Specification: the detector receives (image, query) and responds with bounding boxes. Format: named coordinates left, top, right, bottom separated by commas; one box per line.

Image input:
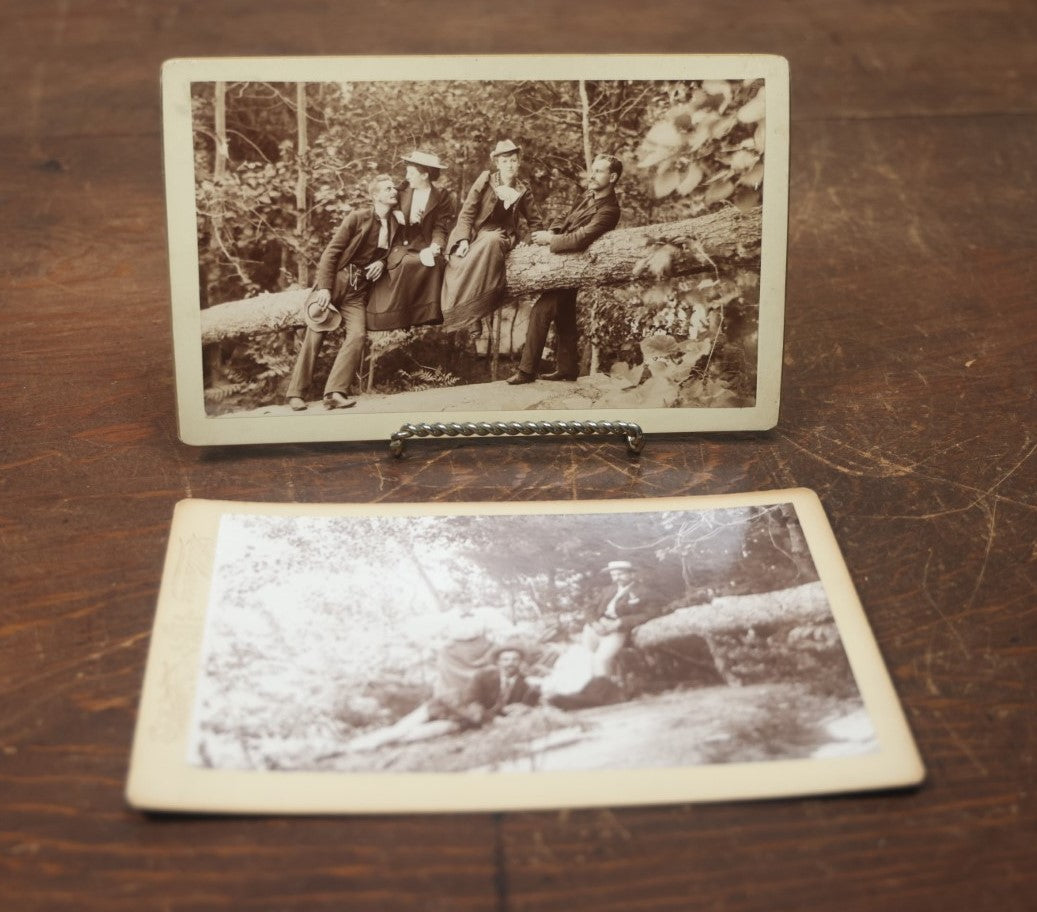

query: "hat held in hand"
left=302, top=289, right=342, bottom=332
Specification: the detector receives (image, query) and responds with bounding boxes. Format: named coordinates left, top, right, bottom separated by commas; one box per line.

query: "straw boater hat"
left=302, top=290, right=342, bottom=332
left=490, top=139, right=520, bottom=158
left=492, top=639, right=528, bottom=660
left=603, top=560, right=635, bottom=572
left=400, top=150, right=447, bottom=170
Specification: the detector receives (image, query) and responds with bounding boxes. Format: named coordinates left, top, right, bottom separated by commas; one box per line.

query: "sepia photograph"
left=163, top=56, right=789, bottom=444
left=126, top=492, right=924, bottom=813
left=187, top=503, right=873, bottom=776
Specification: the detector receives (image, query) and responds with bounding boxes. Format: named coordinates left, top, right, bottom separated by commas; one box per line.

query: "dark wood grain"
left=1, top=1, right=1034, bottom=910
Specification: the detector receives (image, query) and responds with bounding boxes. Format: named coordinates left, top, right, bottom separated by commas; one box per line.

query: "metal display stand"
left=389, top=420, right=645, bottom=457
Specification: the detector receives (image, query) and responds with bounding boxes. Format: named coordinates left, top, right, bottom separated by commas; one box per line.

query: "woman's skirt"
left=441, top=228, right=511, bottom=331
left=366, top=248, right=444, bottom=331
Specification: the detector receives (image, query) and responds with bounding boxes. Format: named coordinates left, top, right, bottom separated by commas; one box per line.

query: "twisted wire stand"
left=389, top=420, right=645, bottom=457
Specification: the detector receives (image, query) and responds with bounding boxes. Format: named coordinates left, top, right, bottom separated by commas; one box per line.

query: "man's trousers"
left=286, top=292, right=366, bottom=400
left=519, top=287, right=579, bottom=377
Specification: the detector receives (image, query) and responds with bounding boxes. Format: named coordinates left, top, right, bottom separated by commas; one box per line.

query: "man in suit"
left=286, top=174, right=399, bottom=410
left=463, top=642, right=540, bottom=725
left=582, top=560, right=660, bottom=678
left=365, top=150, right=455, bottom=331
left=506, top=154, right=623, bottom=385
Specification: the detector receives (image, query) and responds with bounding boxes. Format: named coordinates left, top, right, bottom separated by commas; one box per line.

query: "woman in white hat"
left=441, top=140, right=541, bottom=331
left=366, top=150, right=455, bottom=331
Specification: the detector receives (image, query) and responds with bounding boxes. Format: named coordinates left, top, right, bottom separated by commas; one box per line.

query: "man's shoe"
left=505, top=371, right=535, bottom=385
left=540, top=371, right=578, bottom=381
left=288, top=397, right=307, bottom=411
left=323, top=392, right=357, bottom=410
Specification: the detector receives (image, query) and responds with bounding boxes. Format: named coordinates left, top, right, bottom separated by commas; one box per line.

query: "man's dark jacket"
left=591, top=582, right=662, bottom=633
left=314, top=207, right=396, bottom=296
left=547, top=188, right=621, bottom=254
left=466, top=667, right=540, bottom=721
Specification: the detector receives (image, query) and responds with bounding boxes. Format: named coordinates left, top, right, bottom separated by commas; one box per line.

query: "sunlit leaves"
left=638, top=120, right=683, bottom=169
left=737, top=87, right=766, bottom=123
left=704, top=179, right=736, bottom=205
left=676, top=162, right=704, bottom=195
left=641, top=243, right=680, bottom=279
left=637, top=78, right=766, bottom=204
left=641, top=333, right=680, bottom=359
left=701, top=80, right=734, bottom=112
left=711, top=114, right=738, bottom=140
left=653, top=166, right=682, bottom=198
left=728, top=149, right=759, bottom=173
left=754, top=121, right=766, bottom=153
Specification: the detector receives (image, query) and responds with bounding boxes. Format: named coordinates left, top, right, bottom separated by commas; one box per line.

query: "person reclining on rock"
left=461, top=642, right=540, bottom=726
left=344, top=633, right=535, bottom=752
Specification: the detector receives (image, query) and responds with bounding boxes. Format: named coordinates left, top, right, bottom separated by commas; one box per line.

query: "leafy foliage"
left=635, top=79, right=766, bottom=214
left=385, top=366, right=462, bottom=394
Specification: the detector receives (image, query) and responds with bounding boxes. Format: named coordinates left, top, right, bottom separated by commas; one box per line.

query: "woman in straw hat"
left=441, top=140, right=541, bottom=331
left=366, top=150, right=455, bottom=331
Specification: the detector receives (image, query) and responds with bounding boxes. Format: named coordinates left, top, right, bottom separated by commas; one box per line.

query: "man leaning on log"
left=506, top=154, right=623, bottom=385
left=285, top=174, right=400, bottom=411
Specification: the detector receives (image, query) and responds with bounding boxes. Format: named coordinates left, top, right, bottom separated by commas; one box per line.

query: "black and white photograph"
left=163, top=56, right=789, bottom=444
left=126, top=493, right=924, bottom=813
left=188, top=503, right=872, bottom=776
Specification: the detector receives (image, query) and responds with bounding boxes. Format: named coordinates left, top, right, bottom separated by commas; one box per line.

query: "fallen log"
left=199, top=207, right=761, bottom=344
left=632, top=581, right=830, bottom=649
left=632, top=581, right=837, bottom=688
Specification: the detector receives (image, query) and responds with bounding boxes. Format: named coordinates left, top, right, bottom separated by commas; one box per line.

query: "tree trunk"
left=199, top=208, right=761, bottom=344
left=589, top=301, right=600, bottom=375
left=401, top=540, right=445, bottom=613
left=203, top=81, right=229, bottom=384
left=365, top=346, right=378, bottom=393
left=213, top=82, right=227, bottom=181
left=578, top=80, right=593, bottom=172
left=294, top=82, right=309, bottom=287
left=489, top=309, right=501, bottom=380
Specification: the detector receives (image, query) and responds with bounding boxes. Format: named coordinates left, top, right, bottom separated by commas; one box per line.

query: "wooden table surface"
left=1, top=2, right=1034, bottom=909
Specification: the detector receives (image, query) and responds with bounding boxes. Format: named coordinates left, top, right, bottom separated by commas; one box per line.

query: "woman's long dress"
left=365, top=245, right=445, bottom=331
left=441, top=198, right=516, bottom=331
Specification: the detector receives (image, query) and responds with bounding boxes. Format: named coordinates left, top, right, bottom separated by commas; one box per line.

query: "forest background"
left=187, top=504, right=851, bottom=771
left=192, top=78, right=767, bottom=413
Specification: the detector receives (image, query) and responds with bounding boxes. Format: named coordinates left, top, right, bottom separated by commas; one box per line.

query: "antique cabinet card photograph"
left=162, top=54, right=789, bottom=445
left=126, top=490, right=923, bottom=814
